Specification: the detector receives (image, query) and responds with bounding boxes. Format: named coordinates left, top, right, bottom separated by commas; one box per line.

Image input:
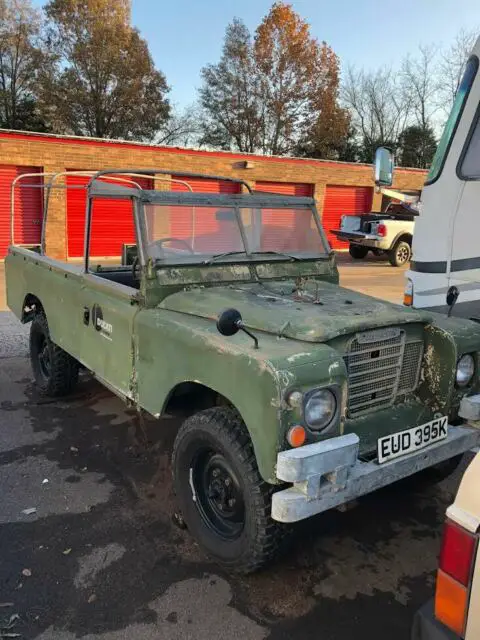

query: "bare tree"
left=439, top=28, right=478, bottom=114
left=156, top=104, right=202, bottom=147
left=342, top=65, right=411, bottom=161
left=402, top=44, right=439, bottom=131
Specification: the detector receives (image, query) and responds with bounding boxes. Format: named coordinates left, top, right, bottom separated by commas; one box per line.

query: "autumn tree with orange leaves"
left=199, top=2, right=350, bottom=158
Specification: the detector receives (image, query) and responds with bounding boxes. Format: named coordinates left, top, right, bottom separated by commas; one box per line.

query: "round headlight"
left=456, top=354, right=475, bottom=387
left=304, top=389, right=336, bottom=430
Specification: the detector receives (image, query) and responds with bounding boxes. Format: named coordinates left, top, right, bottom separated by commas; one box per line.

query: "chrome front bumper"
left=271, top=424, right=480, bottom=523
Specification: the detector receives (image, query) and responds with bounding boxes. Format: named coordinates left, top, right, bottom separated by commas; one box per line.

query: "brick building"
left=0, top=129, right=427, bottom=260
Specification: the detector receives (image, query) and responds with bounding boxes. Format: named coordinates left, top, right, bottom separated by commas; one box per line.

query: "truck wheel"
left=388, top=240, right=411, bottom=267
left=349, top=244, right=369, bottom=259
left=172, top=407, right=284, bottom=573
left=30, top=313, right=79, bottom=396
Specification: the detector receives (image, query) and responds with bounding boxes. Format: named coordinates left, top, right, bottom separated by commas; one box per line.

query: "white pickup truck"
left=331, top=196, right=419, bottom=267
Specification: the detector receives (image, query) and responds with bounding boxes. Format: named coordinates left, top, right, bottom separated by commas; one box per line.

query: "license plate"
left=377, top=416, right=448, bottom=464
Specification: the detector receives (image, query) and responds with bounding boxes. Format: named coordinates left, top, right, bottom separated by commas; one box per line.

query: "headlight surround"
left=456, top=354, right=475, bottom=387
left=304, top=388, right=337, bottom=431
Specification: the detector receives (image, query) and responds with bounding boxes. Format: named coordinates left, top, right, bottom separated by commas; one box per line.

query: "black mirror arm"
left=237, top=321, right=259, bottom=349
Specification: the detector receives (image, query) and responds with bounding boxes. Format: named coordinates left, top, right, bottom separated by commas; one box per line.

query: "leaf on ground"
left=21, top=508, right=36, bottom=516
left=21, top=569, right=31, bottom=577
left=62, top=549, right=72, bottom=556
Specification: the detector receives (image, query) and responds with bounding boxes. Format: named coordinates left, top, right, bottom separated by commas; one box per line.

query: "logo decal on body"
left=91, top=304, right=113, bottom=340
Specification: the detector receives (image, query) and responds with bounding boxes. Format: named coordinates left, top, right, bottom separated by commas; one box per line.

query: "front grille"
left=344, top=329, right=423, bottom=417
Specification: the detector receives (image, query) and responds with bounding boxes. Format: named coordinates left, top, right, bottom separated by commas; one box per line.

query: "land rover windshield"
left=143, top=201, right=329, bottom=265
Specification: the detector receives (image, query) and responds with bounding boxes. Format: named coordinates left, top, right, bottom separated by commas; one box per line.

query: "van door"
left=450, top=104, right=480, bottom=319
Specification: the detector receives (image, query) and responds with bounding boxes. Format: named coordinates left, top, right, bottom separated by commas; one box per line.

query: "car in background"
left=412, top=452, right=480, bottom=639
left=331, top=200, right=417, bottom=267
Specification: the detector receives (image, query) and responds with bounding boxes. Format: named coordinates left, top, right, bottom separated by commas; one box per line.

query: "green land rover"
left=5, top=168, right=480, bottom=572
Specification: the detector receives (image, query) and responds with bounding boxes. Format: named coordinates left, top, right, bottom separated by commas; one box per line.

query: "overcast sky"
left=32, top=0, right=480, bottom=108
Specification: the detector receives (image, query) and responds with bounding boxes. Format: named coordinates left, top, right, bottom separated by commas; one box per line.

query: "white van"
left=376, top=37, right=480, bottom=317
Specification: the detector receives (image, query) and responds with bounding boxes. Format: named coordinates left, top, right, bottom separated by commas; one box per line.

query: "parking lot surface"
left=0, top=256, right=465, bottom=640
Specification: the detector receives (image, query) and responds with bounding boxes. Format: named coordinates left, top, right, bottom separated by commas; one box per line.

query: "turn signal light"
left=404, top=279, right=413, bottom=306
left=435, top=570, right=469, bottom=636
left=287, top=425, right=306, bottom=448
left=434, top=519, right=478, bottom=636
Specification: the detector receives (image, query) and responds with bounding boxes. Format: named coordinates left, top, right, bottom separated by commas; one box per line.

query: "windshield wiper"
left=204, top=250, right=301, bottom=265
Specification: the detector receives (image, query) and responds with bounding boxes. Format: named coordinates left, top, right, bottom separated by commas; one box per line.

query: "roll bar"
left=10, top=169, right=194, bottom=252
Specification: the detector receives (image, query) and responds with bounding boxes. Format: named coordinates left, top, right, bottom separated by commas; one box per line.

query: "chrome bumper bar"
left=271, top=424, right=480, bottom=523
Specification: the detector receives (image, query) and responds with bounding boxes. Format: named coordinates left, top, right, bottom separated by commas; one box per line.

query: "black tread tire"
left=388, top=240, right=411, bottom=267
left=30, top=312, right=79, bottom=397
left=349, top=244, right=369, bottom=259
left=419, top=454, right=464, bottom=484
left=172, top=406, right=284, bottom=573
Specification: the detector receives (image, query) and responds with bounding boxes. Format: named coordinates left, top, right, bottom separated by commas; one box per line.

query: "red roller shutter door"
left=0, top=165, right=43, bottom=258
left=255, top=181, right=313, bottom=197
left=322, top=185, right=373, bottom=249
left=254, top=181, right=314, bottom=251
left=171, top=176, right=242, bottom=253
left=66, top=173, right=152, bottom=258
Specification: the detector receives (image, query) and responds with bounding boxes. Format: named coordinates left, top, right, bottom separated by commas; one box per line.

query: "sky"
left=32, top=0, right=480, bottom=109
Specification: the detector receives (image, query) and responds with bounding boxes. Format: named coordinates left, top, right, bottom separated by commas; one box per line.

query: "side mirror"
left=217, top=308, right=259, bottom=349
left=217, top=308, right=242, bottom=336
left=374, top=147, right=394, bottom=187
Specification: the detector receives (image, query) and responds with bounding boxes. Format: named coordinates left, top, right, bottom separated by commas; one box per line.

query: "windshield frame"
left=425, top=55, right=479, bottom=186
left=137, top=190, right=331, bottom=266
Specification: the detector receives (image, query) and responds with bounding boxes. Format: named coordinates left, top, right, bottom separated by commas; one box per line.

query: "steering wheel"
left=153, top=237, right=194, bottom=253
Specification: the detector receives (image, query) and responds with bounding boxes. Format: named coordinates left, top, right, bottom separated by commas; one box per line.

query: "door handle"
left=83, top=306, right=90, bottom=326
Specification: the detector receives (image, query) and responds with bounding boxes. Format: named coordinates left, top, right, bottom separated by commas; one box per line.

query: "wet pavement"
left=0, top=310, right=471, bottom=640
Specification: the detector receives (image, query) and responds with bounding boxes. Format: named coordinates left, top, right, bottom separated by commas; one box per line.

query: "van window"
left=426, top=56, right=478, bottom=184
left=460, top=104, right=480, bottom=178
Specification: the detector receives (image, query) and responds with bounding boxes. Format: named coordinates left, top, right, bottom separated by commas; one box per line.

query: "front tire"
left=388, top=240, right=411, bottom=267
left=349, top=244, right=369, bottom=259
left=172, top=407, right=284, bottom=573
left=30, top=313, right=79, bottom=397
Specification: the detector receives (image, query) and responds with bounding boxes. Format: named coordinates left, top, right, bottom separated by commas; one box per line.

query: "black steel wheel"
left=192, top=450, right=245, bottom=541
left=30, top=312, right=79, bottom=396
left=172, top=407, right=284, bottom=573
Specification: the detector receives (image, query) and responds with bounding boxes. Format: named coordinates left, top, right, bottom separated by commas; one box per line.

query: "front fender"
left=418, top=313, right=480, bottom=416
left=134, top=308, right=346, bottom=483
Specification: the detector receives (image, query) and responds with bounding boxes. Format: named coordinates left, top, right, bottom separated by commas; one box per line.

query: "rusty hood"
left=159, top=280, right=432, bottom=343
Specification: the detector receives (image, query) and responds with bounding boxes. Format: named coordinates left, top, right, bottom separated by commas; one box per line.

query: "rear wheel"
left=388, top=240, right=411, bottom=267
left=349, top=244, right=369, bottom=259
left=172, top=407, right=284, bottom=573
left=30, top=312, right=79, bottom=396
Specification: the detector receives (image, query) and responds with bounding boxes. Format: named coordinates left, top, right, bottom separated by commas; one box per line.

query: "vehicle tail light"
left=434, top=519, right=478, bottom=636
left=377, top=223, right=387, bottom=237
left=404, top=278, right=413, bottom=306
